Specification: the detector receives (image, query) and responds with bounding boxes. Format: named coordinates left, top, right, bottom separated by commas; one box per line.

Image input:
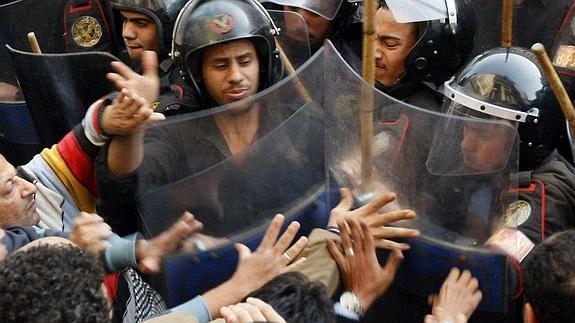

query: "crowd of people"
left=0, top=0, right=574, bottom=322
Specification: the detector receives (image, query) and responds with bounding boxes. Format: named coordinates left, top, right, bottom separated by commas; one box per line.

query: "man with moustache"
left=95, top=0, right=323, bottom=236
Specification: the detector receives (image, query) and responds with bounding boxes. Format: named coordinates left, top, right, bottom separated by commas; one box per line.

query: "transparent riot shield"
left=138, top=52, right=325, bottom=305
left=7, top=46, right=117, bottom=146
left=260, top=0, right=344, bottom=20
left=323, top=41, right=521, bottom=313
left=268, top=10, right=312, bottom=70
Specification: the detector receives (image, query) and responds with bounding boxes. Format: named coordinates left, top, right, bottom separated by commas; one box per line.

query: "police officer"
left=110, top=0, right=186, bottom=64
left=260, top=0, right=362, bottom=56
left=374, top=0, right=476, bottom=107
left=96, top=0, right=298, bottom=235
left=441, top=46, right=575, bottom=246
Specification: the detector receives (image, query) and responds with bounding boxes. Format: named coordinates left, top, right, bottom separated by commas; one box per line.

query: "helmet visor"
left=384, top=0, right=448, bottom=23
left=260, top=0, right=343, bottom=20
left=427, top=100, right=518, bottom=175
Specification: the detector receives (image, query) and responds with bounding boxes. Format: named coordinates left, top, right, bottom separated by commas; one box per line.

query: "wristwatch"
left=339, top=291, right=365, bottom=318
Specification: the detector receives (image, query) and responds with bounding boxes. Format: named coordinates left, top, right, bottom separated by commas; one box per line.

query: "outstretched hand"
left=107, top=50, right=159, bottom=106
left=229, top=214, right=308, bottom=295
left=101, top=88, right=165, bottom=136
left=329, top=188, right=419, bottom=249
left=135, top=212, right=203, bottom=274
left=327, top=218, right=404, bottom=311
left=69, top=212, right=113, bottom=253
left=220, top=297, right=286, bottom=323
left=424, top=268, right=483, bottom=323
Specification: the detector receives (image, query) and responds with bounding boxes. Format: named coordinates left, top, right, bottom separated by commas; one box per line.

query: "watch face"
left=340, top=291, right=364, bottom=316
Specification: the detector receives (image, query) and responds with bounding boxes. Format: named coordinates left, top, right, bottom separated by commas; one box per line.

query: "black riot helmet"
left=172, top=0, right=283, bottom=100
left=110, top=0, right=188, bottom=58
left=382, top=0, right=477, bottom=85
left=442, top=47, right=565, bottom=171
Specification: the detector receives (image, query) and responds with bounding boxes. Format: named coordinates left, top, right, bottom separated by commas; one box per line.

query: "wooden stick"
left=27, top=32, right=42, bottom=53
left=360, top=0, right=377, bottom=194
left=532, top=43, right=575, bottom=135
left=275, top=39, right=312, bottom=103
left=501, top=0, right=513, bottom=48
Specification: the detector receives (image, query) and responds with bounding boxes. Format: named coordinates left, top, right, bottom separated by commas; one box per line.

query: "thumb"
left=148, top=112, right=166, bottom=122
left=335, top=188, right=354, bottom=212
left=382, top=249, right=404, bottom=278
left=139, top=257, right=161, bottom=274
left=234, top=243, right=251, bottom=259
left=141, top=50, right=159, bottom=80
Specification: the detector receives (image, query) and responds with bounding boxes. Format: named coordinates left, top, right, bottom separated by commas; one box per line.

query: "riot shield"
left=260, top=0, right=344, bottom=20
left=322, top=41, right=521, bottom=313
left=268, top=10, right=312, bottom=70
left=7, top=46, right=117, bottom=146
left=139, top=51, right=325, bottom=304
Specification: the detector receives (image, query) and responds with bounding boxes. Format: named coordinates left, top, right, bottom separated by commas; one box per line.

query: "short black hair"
left=0, top=244, right=110, bottom=323
left=247, top=271, right=335, bottom=323
left=523, top=230, right=575, bottom=323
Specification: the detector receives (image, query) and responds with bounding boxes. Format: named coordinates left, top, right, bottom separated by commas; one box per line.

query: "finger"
left=333, top=187, right=354, bottom=213
left=110, top=61, right=136, bottom=79
left=148, top=112, right=166, bottom=121
left=356, top=192, right=396, bottom=217
left=373, top=239, right=412, bottom=250
left=286, top=256, right=307, bottom=271
left=326, top=238, right=346, bottom=269
left=235, top=243, right=252, bottom=260
left=138, top=257, right=160, bottom=274
left=382, top=249, right=404, bottom=278
left=273, top=221, right=300, bottom=252
left=220, top=306, right=239, bottom=323
left=141, top=50, right=159, bottom=80
left=120, top=89, right=140, bottom=114
left=237, top=303, right=266, bottom=322
left=229, top=305, right=252, bottom=322
left=283, top=236, right=307, bottom=261
left=347, top=218, right=365, bottom=252
left=258, top=214, right=284, bottom=251
left=445, top=267, right=461, bottom=285
left=458, top=270, right=473, bottom=287
left=88, top=240, right=112, bottom=253
left=423, top=314, right=435, bottom=323
left=366, top=210, right=417, bottom=227
left=338, top=221, right=353, bottom=255
left=467, top=277, right=479, bottom=293
left=371, top=226, right=420, bottom=239
left=106, top=72, right=127, bottom=90
left=470, top=290, right=483, bottom=312
left=247, top=298, right=286, bottom=323
left=359, top=220, right=374, bottom=252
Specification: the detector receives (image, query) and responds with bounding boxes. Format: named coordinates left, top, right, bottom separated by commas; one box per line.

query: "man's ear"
left=523, top=302, right=538, bottom=323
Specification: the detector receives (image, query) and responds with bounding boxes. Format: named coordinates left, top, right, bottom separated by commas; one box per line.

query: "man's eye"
left=239, top=59, right=251, bottom=66
left=4, top=186, right=14, bottom=197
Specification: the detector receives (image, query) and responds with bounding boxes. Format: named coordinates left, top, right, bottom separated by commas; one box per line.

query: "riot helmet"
left=110, top=0, right=188, bottom=58
left=380, top=0, right=477, bottom=86
left=172, top=0, right=283, bottom=101
left=441, top=47, right=565, bottom=171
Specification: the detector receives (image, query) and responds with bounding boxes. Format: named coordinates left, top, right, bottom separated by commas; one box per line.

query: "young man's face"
left=0, top=156, right=38, bottom=228
left=201, top=39, right=261, bottom=106
left=120, top=10, right=160, bottom=61
left=374, top=8, right=418, bottom=87
left=283, top=6, right=333, bottom=47
left=460, top=122, right=513, bottom=172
